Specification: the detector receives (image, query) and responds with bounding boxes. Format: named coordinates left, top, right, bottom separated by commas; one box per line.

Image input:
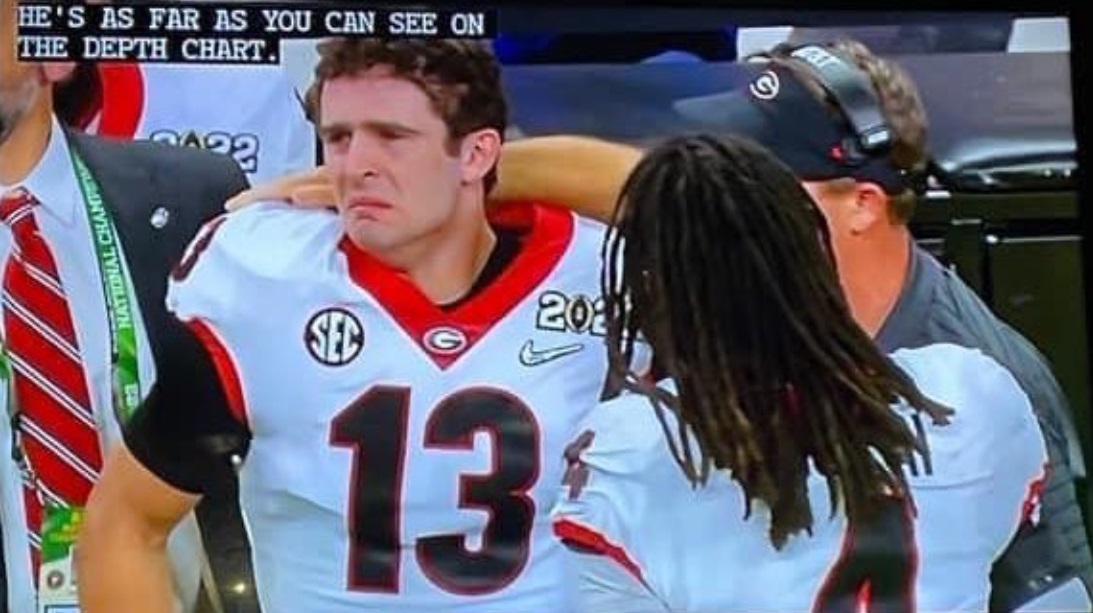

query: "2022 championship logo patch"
left=149, top=129, right=260, bottom=174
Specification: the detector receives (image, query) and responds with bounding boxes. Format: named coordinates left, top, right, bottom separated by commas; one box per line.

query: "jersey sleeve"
left=936, top=270, right=1079, bottom=473
left=931, top=264, right=1093, bottom=606
left=168, top=202, right=336, bottom=324
left=139, top=204, right=339, bottom=493
left=125, top=208, right=276, bottom=494
left=168, top=213, right=243, bottom=325
left=124, top=316, right=249, bottom=494
left=552, top=387, right=681, bottom=590
left=890, top=344, right=1049, bottom=553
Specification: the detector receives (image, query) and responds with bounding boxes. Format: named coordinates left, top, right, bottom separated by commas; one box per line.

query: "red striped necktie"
left=1, top=187, right=102, bottom=578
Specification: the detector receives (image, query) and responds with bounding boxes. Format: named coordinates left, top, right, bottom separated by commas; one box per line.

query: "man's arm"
left=77, top=444, right=200, bottom=613
left=223, top=135, right=643, bottom=223
left=78, top=316, right=249, bottom=612
left=492, top=136, right=642, bottom=222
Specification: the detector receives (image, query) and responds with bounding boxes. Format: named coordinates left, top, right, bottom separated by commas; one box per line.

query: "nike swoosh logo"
left=519, top=340, right=584, bottom=367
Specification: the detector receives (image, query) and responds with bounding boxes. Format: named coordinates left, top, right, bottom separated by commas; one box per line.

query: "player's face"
left=0, top=0, right=40, bottom=147
left=320, top=67, right=470, bottom=257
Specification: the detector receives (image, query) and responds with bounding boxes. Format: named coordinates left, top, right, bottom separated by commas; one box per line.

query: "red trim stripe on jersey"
left=553, top=518, right=646, bottom=585
left=186, top=318, right=247, bottom=426
left=1021, top=462, right=1050, bottom=525
left=339, top=201, right=575, bottom=370
left=96, top=63, right=145, bottom=139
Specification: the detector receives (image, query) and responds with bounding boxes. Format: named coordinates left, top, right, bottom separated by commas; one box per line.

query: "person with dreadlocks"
left=550, top=134, right=1048, bottom=613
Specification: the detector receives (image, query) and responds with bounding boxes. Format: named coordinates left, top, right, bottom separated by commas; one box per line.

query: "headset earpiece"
left=789, top=45, right=893, bottom=161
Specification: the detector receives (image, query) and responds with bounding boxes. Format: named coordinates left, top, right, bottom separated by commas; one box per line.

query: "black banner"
left=16, top=2, right=497, bottom=64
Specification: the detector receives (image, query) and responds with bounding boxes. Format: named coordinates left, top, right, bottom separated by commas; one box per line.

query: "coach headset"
left=785, top=44, right=894, bottom=167
left=673, top=42, right=927, bottom=196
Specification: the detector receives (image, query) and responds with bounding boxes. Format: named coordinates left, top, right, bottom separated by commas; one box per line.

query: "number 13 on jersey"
left=329, top=385, right=541, bottom=595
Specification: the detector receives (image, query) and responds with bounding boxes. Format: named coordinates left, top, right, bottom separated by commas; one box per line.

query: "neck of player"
left=377, top=208, right=498, bottom=306
left=0, top=96, right=51, bottom=186
left=838, top=224, right=913, bottom=337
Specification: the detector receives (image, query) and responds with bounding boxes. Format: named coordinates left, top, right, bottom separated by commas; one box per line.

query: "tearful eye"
left=321, top=131, right=349, bottom=148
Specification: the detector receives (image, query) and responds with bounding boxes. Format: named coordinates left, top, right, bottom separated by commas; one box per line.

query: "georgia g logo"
left=749, top=70, right=781, bottom=101
left=423, top=326, right=468, bottom=356
left=304, top=307, right=364, bottom=366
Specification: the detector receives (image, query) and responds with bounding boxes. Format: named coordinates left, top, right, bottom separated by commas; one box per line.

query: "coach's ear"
left=847, top=181, right=888, bottom=235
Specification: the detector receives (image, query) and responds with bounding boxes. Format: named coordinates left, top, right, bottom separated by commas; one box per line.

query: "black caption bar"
left=17, top=2, right=497, bottom=64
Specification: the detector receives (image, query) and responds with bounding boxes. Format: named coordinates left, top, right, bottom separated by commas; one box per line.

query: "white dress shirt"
left=0, top=116, right=202, bottom=613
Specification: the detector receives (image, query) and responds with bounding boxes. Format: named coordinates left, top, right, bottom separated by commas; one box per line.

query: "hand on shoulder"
left=225, top=165, right=335, bottom=212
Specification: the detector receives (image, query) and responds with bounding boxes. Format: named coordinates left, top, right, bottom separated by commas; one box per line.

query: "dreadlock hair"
left=601, top=134, right=952, bottom=550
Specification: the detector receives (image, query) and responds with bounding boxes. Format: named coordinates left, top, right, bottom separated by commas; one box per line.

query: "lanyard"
left=70, top=150, right=143, bottom=424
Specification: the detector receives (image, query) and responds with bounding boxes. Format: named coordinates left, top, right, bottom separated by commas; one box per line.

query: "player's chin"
left=344, top=222, right=402, bottom=254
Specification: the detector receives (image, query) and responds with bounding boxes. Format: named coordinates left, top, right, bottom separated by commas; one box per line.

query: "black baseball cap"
left=674, top=62, right=910, bottom=194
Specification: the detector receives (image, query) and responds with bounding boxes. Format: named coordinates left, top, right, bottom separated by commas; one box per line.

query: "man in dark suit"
left=0, top=0, right=247, bottom=610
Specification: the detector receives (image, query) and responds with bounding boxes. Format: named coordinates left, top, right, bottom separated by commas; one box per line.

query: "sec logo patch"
left=304, top=307, right=364, bottom=366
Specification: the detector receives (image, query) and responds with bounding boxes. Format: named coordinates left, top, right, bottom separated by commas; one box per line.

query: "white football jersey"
left=86, top=63, right=314, bottom=184
left=552, top=344, right=1049, bottom=613
left=169, top=201, right=620, bottom=612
